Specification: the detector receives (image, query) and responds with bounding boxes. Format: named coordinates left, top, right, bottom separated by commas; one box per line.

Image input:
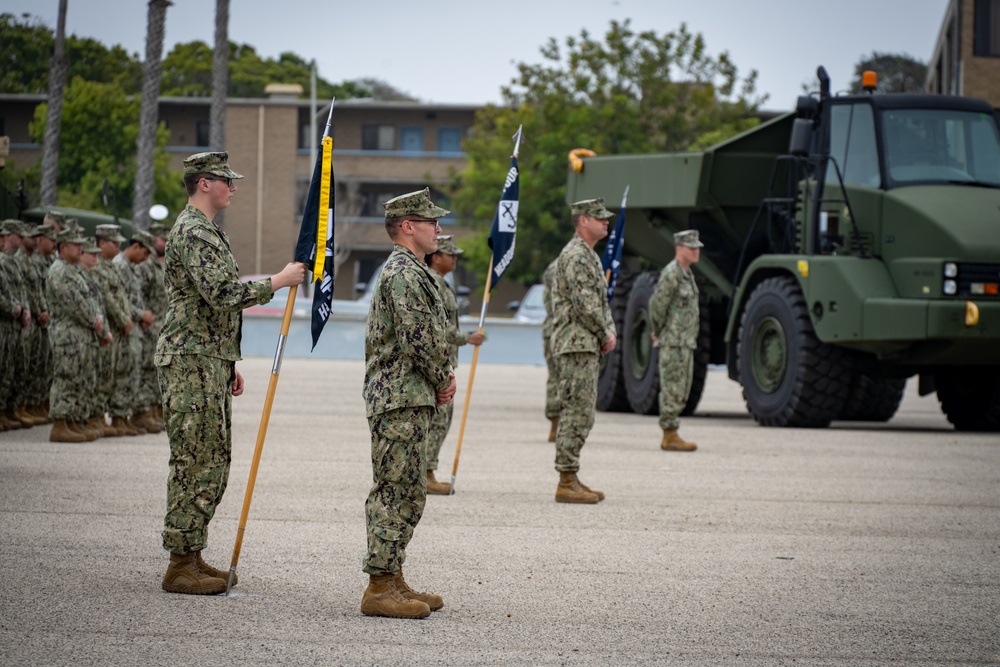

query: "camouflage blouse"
left=550, top=236, right=615, bottom=356
left=155, top=204, right=272, bottom=362
left=363, top=245, right=451, bottom=417
left=649, top=259, right=700, bottom=349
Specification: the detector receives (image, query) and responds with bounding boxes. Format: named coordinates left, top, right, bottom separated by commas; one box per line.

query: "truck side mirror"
left=789, top=118, right=813, bottom=156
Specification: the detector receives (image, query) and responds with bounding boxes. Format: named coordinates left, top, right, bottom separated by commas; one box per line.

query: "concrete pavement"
left=1, top=358, right=997, bottom=666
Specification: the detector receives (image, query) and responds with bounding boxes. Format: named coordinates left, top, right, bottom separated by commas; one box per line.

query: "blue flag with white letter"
left=601, top=185, right=628, bottom=301
left=487, top=155, right=519, bottom=291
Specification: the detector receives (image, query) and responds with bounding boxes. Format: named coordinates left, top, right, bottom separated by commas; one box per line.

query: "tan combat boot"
left=102, top=417, right=121, bottom=437
left=49, top=419, right=87, bottom=443
left=17, top=406, right=45, bottom=426
left=547, top=417, right=559, bottom=443
left=361, top=574, right=431, bottom=619
left=661, top=429, right=697, bottom=451
left=162, top=552, right=226, bottom=595
left=577, top=478, right=605, bottom=501
left=193, top=551, right=237, bottom=587
left=555, top=471, right=600, bottom=504
left=87, top=417, right=104, bottom=438
left=394, top=570, right=443, bottom=611
left=426, top=470, right=451, bottom=495
left=137, top=408, right=162, bottom=434
left=11, top=407, right=34, bottom=428
left=75, top=420, right=99, bottom=441
left=109, top=416, right=130, bottom=436
left=125, top=417, right=146, bottom=435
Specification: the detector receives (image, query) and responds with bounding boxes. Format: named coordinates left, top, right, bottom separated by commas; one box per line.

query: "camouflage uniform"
left=0, top=224, right=28, bottom=423
left=92, top=226, right=132, bottom=422
left=156, top=199, right=272, bottom=555
left=80, top=239, right=109, bottom=422
left=112, top=237, right=152, bottom=420
left=46, top=232, right=100, bottom=424
left=542, top=258, right=559, bottom=420
left=362, top=191, right=452, bottom=577
left=551, top=234, right=615, bottom=473
left=649, top=237, right=702, bottom=431
left=23, top=226, right=53, bottom=412
left=32, top=226, right=58, bottom=408
left=139, top=249, right=167, bottom=410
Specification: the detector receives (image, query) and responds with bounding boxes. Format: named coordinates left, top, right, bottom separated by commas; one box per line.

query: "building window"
left=400, top=126, right=424, bottom=152
left=438, top=127, right=462, bottom=153
left=361, top=190, right=399, bottom=217
left=974, top=0, right=1000, bottom=57
left=362, top=125, right=396, bottom=150
left=195, top=121, right=210, bottom=147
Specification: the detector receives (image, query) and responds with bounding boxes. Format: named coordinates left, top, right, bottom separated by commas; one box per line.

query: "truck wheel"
left=839, top=358, right=906, bottom=422
left=737, top=275, right=851, bottom=427
left=623, top=272, right=660, bottom=415
left=680, top=291, right=711, bottom=416
left=935, top=369, right=1000, bottom=431
left=596, top=273, right=632, bottom=412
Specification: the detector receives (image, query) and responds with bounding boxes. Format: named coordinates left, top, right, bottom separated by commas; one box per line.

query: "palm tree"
left=39, top=0, right=68, bottom=207
left=210, top=0, right=230, bottom=229
left=132, top=0, right=172, bottom=231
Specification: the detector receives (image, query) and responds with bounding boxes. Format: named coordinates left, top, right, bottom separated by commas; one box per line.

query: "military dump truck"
left=566, top=66, right=1000, bottom=431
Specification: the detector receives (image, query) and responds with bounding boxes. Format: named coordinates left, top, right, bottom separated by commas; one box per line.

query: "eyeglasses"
left=407, top=218, right=441, bottom=227
left=203, top=177, right=234, bottom=188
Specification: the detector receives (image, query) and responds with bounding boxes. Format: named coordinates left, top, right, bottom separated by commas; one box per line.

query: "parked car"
left=507, top=283, right=545, bottom=323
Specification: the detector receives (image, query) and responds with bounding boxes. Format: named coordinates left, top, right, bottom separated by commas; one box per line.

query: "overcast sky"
left=8, top=0, right=948, bottom=111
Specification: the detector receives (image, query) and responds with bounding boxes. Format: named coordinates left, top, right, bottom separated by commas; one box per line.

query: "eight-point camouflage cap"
left=56, top=228, right=86, bottom=244
left=435, top=234, right=464, bottom=255
left=131, top=229, right=157, bottom=253
left=150, top=222, right=172, bottom=238
left=570, top=198, right=615, bottom=220
left=0, top=219, right=26, bottom=236
left=95, top=224, right=127, bottom=243
left=183, top=151, right=244, bottom=179
left=44, top=210, right=66, bottom=225
left=65, top=217, right=81, bottom=231
left=383, top=187, right=450, bottom=220
left=24, top=224, right=46, bottom=238
left=35, top=224, right=57, bottom=240
left=674, top=229, right=704, bottom=248
left=82, top=237, right=100, bottom=253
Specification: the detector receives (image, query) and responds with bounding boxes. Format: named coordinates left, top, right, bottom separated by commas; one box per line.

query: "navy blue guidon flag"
left=487, top=156, right=519, bottom=289
left=293, top=134, right=335, bottom=350
left=601, top=185, right=628, bottom=301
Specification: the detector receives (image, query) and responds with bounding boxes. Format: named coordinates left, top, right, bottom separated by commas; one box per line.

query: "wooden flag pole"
left=448, top=258, right=494, bottom=495
left=226, top=284, right=297, bottom=595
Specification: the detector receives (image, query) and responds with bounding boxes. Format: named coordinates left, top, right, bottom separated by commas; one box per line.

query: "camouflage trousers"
left=554, top=351, right=599, bottom=473
left=93, top=341, right=116, bottom=419
left=10, top=325, right=32, bottom=408
left=0, top=323, right=14, bottom=409
left=658, top=344, right=694, bottom=430
left=363, top=405, right=433, bottom=576
left=543, top=333, right=560, bottom=420
left=158, top=353, right=235, bottom=555
left=109, top=332, right=140, bottom=418
left=424, top=402, right=453, bottom=471
left=49, top=338, right=97, bottom=422
left=138, top=325, right=161, bottom=408
left=26, top=326, right=51, bottom=408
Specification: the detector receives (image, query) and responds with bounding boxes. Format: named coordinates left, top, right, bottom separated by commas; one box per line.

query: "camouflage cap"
left=44, top=210, right=67, bottom=225
left=56, top=228, right=86, bottom=245
left=674, top=229, right=704, bottom=248
left=435, top=234, right=464, bottom=255
left=82, top=237, right=100, bottom=253
left=150, top=222, right=172, bottom=238
left=24, top=224, right=45, bottom=238
left=95, top=224, right=127, bottom=243
left=65, top=217, right=81, bottom=231
left=383, top=187, right=450, bottom=220
left=0, top=219, right=26, bottom=236
left=183, top=151, right=244, bottom=179
left=35, top=224, right=58, bottom=240
left=131, top=229, right=157, bottom=253
left=570, top=198, right=615, bottom=220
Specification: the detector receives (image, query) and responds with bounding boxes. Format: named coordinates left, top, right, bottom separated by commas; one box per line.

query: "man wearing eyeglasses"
left=156, top=151, right=307, bottom=596
left=360, top=187, right=456, bottom=619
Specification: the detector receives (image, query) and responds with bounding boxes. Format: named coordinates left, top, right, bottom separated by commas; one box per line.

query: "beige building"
left=0, top=88, right=506, bottom=306
left=927, top=0, right=1000, bottom=106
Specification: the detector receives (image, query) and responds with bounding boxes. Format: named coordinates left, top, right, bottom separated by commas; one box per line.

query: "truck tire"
left=737, top=276, right=851, bottom=427
left=680, top=292, right=711, bottom=417
left=839, top=359, right=906, bottom=422
left=596, top=273, right=632, bottom=412
left=935, top=369, right=1000, bottom=432
left=623, top=272, right=660, bottom=415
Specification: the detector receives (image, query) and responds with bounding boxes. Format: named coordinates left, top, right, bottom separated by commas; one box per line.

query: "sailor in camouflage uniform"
left=31, top=224, right=59, bottom=421
left=93, top=225, right=134, bottom=437
left=137, top=224, right=169, bottom=431
left=542, top=257, right=559, bottom=442
left=46, top=228, right=106, bottom=442
left=21, top=225, right=53, bottom=425
left=360, top=188, right=457, bottom=620
left=80, top=237, right=114, bottom=436
left=0, top=221, right=33, bottom=431
left=156, top=151, right=306, bottom=595
left=649, top=229, right=703, bottom=452
left=114, top=231, right=157, bottom=434
left=422, top=234, right=484, bottom=495
left=550, top=199, right=618, bottom=504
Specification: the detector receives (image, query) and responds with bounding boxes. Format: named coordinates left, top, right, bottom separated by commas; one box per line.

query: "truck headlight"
left=943, top=279, right=957, bottom=295
left=943, top=262, right=958, bottom=278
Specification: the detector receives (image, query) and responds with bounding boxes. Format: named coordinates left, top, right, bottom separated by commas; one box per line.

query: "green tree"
left=28, top=77, right=185, bottom=215
left=850, top=52, right=928, bottom=94
left=450, top=20, right=764, bottom=287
